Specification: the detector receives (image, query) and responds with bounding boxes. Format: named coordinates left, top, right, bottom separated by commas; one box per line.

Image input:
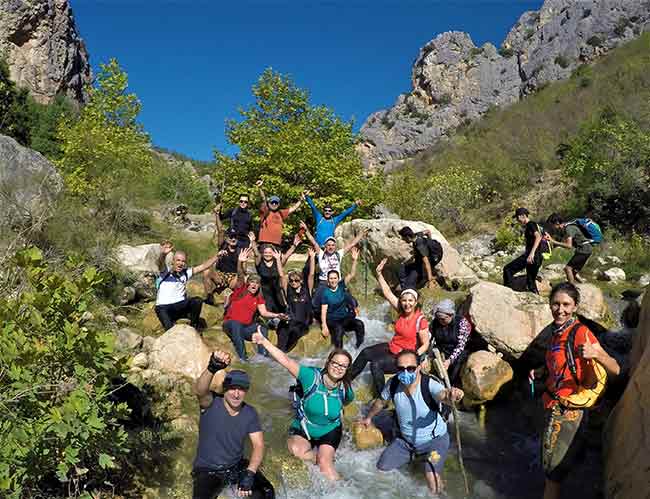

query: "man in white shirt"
left=155, top=242, right=221, bottom=331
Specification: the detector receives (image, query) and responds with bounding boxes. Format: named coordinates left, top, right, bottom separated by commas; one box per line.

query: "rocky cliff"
left=360, top=0, right=650, bottom=171
left=0, top=0, right=91, bottom=105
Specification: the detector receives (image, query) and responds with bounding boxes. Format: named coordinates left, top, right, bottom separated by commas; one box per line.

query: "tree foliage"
left=0, top=248, right=130, bottom=498
left=0, top=58, right=31, bottom=145
left=563, top=110, right=650, bottom=232
left=214, top=68, right=381, bottom=232
left=56, top=58, right=152, bottom=198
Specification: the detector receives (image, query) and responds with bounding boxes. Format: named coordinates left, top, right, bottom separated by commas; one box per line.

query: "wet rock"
left=336, top=218, right=477, bottom=286
left=265, top=452, right=311, bottom=492
left=604, top=291, right=650, bottom=498
left=461, top=351, right=513, bottom=406
left=115, top=328, right=143, bottom=351
left=291, top=327, right=330, bottom=357
left=351, top=421, right=384, bottom=450
left=603, top=267, right=626, bottom=283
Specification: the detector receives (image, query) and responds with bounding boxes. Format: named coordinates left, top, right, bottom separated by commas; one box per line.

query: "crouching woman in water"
left=252, top=329, right=354, bottom=481
left=540, top=282, right=620, bottom=499
left=349, top=258, right=430, bottom=397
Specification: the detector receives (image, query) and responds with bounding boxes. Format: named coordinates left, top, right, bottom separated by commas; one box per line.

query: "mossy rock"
left=264, top=450, right=311, bottom=492
left=292, top=327, right=330, bottom=357
left=141, top=303, right=164, bottom=336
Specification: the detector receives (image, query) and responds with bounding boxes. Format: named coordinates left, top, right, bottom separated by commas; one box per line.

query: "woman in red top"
left=349, top=258, right=430, bottom=397
left=540, top=282, right=619, bottom=499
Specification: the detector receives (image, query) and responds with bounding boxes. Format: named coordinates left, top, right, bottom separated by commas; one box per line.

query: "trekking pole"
left=431, top=346, right=470, bottom=497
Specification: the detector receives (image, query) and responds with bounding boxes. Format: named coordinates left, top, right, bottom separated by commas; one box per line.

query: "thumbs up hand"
left=578, top=335, right=603, bottom=361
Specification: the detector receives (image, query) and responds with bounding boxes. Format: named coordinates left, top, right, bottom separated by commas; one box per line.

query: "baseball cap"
left=223, top=370, right=250, bottom=391
left=269, top=195, right=281, bottom=203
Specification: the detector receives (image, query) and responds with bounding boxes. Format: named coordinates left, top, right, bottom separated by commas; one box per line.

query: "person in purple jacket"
left=305, top=194, right=361, bottom=247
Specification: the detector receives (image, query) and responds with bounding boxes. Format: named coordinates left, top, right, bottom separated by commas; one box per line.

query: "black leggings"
left=503, top=253, right=542, bottom=294
left=192, top=467, right=274, bottom=499
left=327, top=316, right=365, bottom=349
left=155, top=297, right=203, bottom=330
left=349, top=342, right=397, bottom=397
left=276, top=320, right=309, bottom=352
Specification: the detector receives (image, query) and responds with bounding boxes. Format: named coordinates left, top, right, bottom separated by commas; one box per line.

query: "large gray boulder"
left=0, top=0, right=91, bottom=104
left=116, top=243, right=165, bottom=273
left=0, top=134, right=62, bottom=230
left=336, top=218, right=477, bottom=286
left=360, top=0, right=650, bottom=171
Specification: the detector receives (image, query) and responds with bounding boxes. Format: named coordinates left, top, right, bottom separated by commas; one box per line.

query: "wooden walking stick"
left=431, top=346, right=470, bottom=496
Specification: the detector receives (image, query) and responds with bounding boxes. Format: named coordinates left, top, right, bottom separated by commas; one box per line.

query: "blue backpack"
left=568, top=218, right=603, bottom=244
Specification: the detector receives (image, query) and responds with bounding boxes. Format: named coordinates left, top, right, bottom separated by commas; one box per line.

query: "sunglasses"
left=289, top=278, right=302, bottom=283
left=396, top=365, right=417, bottom=373
left=330, top=360, right=349, bottom=370
left=239, top=199, right=249, bottom=204
left=269, top=201, right=279, bottom=205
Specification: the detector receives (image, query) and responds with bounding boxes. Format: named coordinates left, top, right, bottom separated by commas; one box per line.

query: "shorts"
left=567, top=252, right=590, bottom=272
left=542, top=404, right=588, bottom=482
left=288, top=424, right=343, bottom=450
left=377, top=433, right=450, bottom=475
left=207, top=270, right=237, bottom=294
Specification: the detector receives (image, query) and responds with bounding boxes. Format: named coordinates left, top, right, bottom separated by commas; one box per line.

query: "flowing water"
left=160, top=302, right=604, bottom=499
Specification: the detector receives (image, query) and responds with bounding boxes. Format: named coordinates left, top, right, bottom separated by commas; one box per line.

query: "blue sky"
left=71, top=0, right=542, bottom=161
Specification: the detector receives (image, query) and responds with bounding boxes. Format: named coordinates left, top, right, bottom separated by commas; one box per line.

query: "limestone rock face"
left=461, top=351, right=513, bottom=405
left=604, top=291, right=650, bottom=498
left=0, top=0, right=91, bottom=104
left=336, top=218, right=477, bottom=286
left=360, top=0, right=650, bottom=171
left=0, top=134, right=62, bottom=230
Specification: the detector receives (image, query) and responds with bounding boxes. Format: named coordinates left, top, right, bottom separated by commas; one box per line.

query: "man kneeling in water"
left=360, top=350, right=463, bottom=497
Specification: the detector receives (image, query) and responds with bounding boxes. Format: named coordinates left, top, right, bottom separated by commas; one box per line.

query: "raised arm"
left=343, top=227, right=369, bottom=253
left=281, top=233, right=301, bottom=265
left=212, top=204, right=225, bottom=248
left=287, top=194, right=303, bottom=215
left=344, top=246, right=360, bottom=284
left=300, top=220, right=321, bottom=253
left=275, top=248, right=288, bottom=292
left=255, top=179, right=267, bottom=206
left=376, top=258, right=399, bottom=310
left=158, top=240, right=174, bottom=272
left=306, top=248, right=316, bottom=295
left=235, top=247, right=252, bottom=286
left=304, top=193, right=321, bottom=222
left=192, top=252, right=221, bottom=274
left=251, top=328, right=300, bottom=377
left=333, top=199, right=360, bottom=224
left=194, top=350, right=231, bottom=409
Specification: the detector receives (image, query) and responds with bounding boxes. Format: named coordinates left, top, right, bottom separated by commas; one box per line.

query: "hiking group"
left=152, top=187, right=623, bottom=499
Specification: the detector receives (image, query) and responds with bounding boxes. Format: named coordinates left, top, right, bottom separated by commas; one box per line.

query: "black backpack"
left=387, top=373, right=450, bottom=421
left=419, top=236, right=443, bottom=266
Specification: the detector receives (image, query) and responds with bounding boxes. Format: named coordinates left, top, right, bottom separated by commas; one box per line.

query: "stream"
left=156, top=301, right=607, bottom=499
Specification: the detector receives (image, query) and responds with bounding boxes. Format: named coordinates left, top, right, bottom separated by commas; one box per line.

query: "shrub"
left=0, top=248, right=130, bottom=497
left=493, top=218, right=524, bottom=252
left=554, top=55, right=571, bottom=69
left=498, top=47, right=515, bottom=58
left=470, top=47, right=483, bottom=57
left=587, top=35, right=603, bottom=47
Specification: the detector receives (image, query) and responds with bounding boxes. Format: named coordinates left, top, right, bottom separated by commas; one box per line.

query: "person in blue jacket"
left=305, top=194, right=362, bottom=247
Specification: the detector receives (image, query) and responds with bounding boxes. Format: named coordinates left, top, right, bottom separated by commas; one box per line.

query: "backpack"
left=388, top=373, right=450, bottom=422
left=155, top=269, right=189, bottom=290
left=424, top=237, right=443, bottom=266
left=567, top=218, right=603, bottom=245
left=290, top=368, right=349, bottom=440
left=536, top=223, right=553, bottom=260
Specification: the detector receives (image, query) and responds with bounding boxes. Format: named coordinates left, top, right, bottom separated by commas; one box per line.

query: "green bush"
left=0, top=248, right=130, bottom=497
left=554, top=55, right=571, bottom=69
left=0, top=58, right=31, bottom=145
left=587, top=35, right=603, bottom=47
left=153, top=156, right=213, bottom=213
left=493, top=218, right=524, bottom=252
left=498, top=47, right=515, bottom=58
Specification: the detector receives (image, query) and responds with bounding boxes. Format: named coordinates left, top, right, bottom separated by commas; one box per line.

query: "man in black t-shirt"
left=193, top=351, right=274, bottom=499
left=503, top=207, right=543, bottom=294
left=203, top=227, right=242, bottom=305
left=398, top=226, right=442, bottom=290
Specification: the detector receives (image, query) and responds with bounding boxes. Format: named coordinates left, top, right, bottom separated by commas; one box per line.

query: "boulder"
left=0, top=134, right=63, bottom=231
left=114, top=315, right=129, bottom=326
left=131, top=352, right=149, bottom=369
left=604, top=291, right=650, bottom=498
left=116, top=243, right=165, bottom=273
left=603, top=267, right=626, bottom=283
left=119, top=286, right=137, bottom=305
left=115, top=328, right=143, bottom=352
left=351, top=422, right=384, bottom=450
left=466, top=281, right=553, bottom=359
left=0, top=0, right=91, bottom=104
left=461, top=351, right=513, bottom=406
left=575, top=283, right=609, bottom=322
left=148, top=324, right=226, bottom=391
left=336, top=218, right=477, bottom=286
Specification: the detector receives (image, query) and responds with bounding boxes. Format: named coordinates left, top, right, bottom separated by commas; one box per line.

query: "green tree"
left=55, top=58, right=152, bottom=198
left=27, top=95, right=74, bottom=160
left=0, top=248, right=130, bottom=498
left=0, top=58, right=30, bottom=145
left=214, top=68, right=380, bottom=233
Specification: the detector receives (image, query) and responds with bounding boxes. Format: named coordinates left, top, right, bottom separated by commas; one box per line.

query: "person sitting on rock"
left=256, top=180, right=303, bottom=247
left=428, top=299, right=472, bottom=385
left=320, top=247, right=364, bottom=349
left=301, top=220, right=368, bottom=312
left=216, top=194, right=254, bottom=249
left=203, top=227, right=248, bottom=306
left=154, top=241, right=221, bottom=331
left=305, top=192, right=361, bottom=247
left=397, top=226, right=443, bottom=291
left=250, top=232, right=301, bottom=321
left=503, top=207, right=544, bottom=294
left=222, top=248, right=287, bottom=361
left=251, top=330, right=354, bottom=482
left=349, top=258, right=430, bottom=397
left=360, top=349, right=464, bottom=497
left=530, top=282, right=619, bottom=499
left=276, top=248, right=317, bottom=353
left=192, top=351, right=275, bottom=499
left=545, top=213, right=593, bottom=285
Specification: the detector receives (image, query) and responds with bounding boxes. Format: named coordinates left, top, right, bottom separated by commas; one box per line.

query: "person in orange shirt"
left=539, top=282, right=619, bottom=499
left=255, top=180, right=303, bottom=247
left=349, top=258, right=430, bottom=397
